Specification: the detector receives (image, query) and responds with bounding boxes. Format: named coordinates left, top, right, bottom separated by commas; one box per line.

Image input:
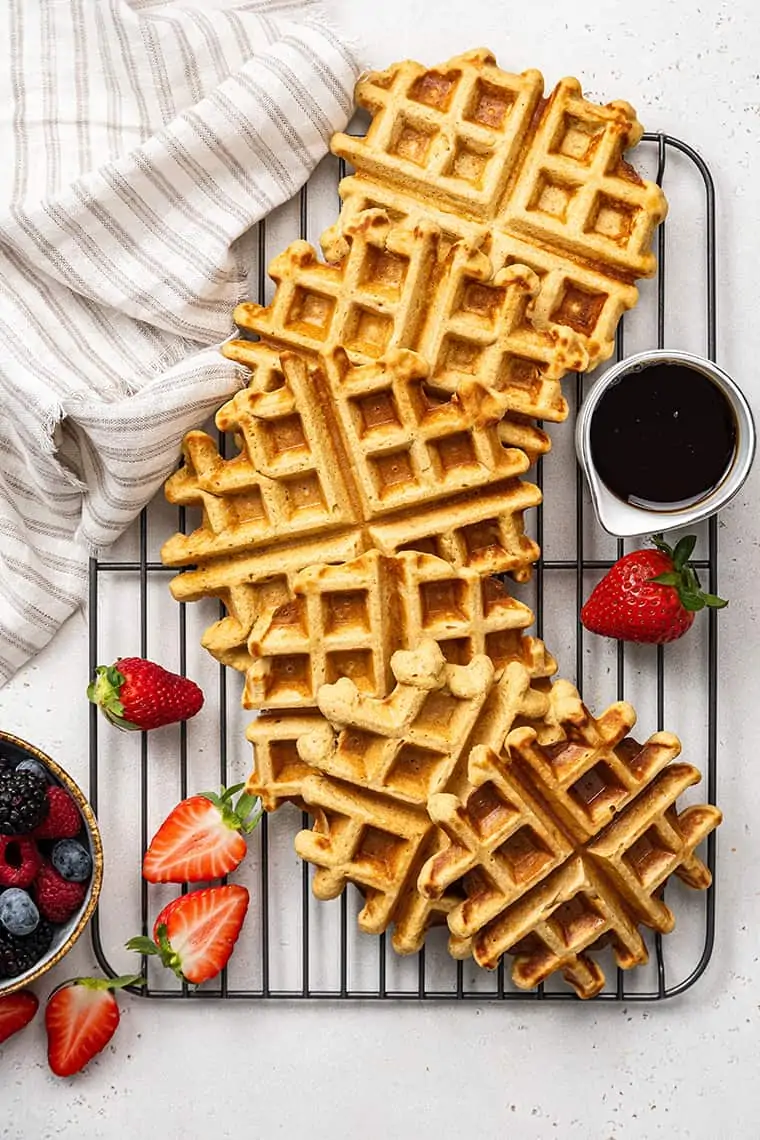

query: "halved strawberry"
left=127, top=884, right=249, bottom=985
left=142, top=785, right=261, bottom=884
left=0, top=990, right=39, bottom=1045
left=45, top=975, right=143, bottom=1078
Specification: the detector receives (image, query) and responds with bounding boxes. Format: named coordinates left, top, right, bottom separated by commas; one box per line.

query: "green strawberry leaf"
left=672, top=534, right=697, bottom=571
left=678, top=592, right=706, bottom=612
left=649, top=571, right=681, bottom=587
left=682, top=565, right=701, bottom=593
left=648, top=535, right=728, bottom=619
left=702, top=593, right=729, bottom=609
left=126, top=936, right=159, bottom=956
left=242, top=808, right=264, bottom=835
left=107, top=974, right=146, bottom=990
left=199, top=785, right=262, bottom=833
left=235, top=792, right=258, bottom=819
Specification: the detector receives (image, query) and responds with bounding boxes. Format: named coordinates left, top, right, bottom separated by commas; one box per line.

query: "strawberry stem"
left=126, top=926, right=185, bottom=981
left=48, top=974, right=144, bottom=999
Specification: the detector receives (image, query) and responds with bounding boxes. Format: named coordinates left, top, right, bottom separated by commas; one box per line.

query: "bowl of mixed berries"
left=0, top=732, right=103, bottom=996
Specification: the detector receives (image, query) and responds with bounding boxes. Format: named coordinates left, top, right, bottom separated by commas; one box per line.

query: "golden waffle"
left=419, top=709, right=677, bottom=934
left=290, top=639, right=591, bottom=954
left=474, top=767, right=719, bottom=994
left=417, top=704, right=719, bottom=995
left=328, top=49, right=667, bottom=373
left=246, top=630, right=557, bottom=812
left=244, top=549, right=549, bottom=710
left=230, top=209, right=582, bottom=444
left=292, top=640, right=560, bottom=954
left=246, top=712, right=324, bottom=813
left=291, top=639, right=719, bottom=993
left=162, top=343, right=542, bottom=670
left=483, top=855, right=649, bottom=999
left=585, top=763, right=719, bottom=930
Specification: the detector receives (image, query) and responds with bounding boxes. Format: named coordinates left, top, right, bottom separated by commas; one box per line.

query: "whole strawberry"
left=581, top=534, right=727, bottom=644
left=87, top=658, right=204, bottom=731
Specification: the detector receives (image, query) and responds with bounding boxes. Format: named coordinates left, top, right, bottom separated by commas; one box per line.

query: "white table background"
left=2, top=1, right=759, bottom=1136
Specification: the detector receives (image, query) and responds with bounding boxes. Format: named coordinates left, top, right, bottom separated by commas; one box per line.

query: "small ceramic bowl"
left=0, top=732, right=103, bottom=997
left=576, top=349, right=756, bottom=537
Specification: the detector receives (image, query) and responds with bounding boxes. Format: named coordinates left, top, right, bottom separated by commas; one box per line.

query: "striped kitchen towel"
left=0, top=0, right=361, bottom=685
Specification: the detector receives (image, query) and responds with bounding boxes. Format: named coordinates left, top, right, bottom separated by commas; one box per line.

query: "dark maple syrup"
left=589, top=362, right=737, bottom=509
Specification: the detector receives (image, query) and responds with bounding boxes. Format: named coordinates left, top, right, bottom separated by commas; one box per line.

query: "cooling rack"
left=88, top=132, right=719, bottom=1002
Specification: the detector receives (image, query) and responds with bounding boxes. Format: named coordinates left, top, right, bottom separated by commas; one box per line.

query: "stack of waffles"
left=161, top=50, right=721, bottom=997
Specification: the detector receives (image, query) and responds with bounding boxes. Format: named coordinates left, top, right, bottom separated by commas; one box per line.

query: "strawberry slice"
left=142, top=785, right=261, bottom=884
left=0, top=990, right=39, bottom=1044
left=45, top=975, right=143, bottom=1077
left=127, top=885, right=249, bottom=985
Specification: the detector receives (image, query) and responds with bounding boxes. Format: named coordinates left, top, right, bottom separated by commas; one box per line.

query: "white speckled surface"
left=2, top=2, right=759, bottom=1136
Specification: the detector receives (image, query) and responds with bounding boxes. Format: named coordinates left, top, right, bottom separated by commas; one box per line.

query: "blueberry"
left=15, top=758, right=50, bottom=783
left=51, top=839, right=92, bottom=883
left=0, top=889, right=39, bottom=936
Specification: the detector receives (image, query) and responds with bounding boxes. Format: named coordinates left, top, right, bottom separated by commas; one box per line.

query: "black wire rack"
left=88, top=133, right=719, bottom=1002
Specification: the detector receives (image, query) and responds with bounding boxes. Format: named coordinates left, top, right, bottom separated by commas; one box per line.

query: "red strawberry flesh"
left=0, top=990, right=39, bottom=1044
left=142, top=791, right=254, bottom=884
left=157, top=884, right=248, bottom=984
left=45, top=975, right=140, bottom=1078
left=128, top=885, right=249, bottom=985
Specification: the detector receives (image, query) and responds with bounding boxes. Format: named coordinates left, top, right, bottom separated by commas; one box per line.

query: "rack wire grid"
left=88, top=131, right=719, bottom=1002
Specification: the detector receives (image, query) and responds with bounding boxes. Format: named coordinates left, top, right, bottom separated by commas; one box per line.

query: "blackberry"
left=0, top=918, right=54, bottom=977
left=0, top=768, right=48, bottom=834
left=16, top=758, right=50, bottom=784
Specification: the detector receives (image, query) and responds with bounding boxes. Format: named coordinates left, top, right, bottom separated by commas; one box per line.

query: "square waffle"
left=328, top=48, right=667, bottom=374
left=245, top=630, right=557, bottom=812
left=293, top=640, right=557, bottom=954
left=162, top=343, right=542, bottom=672
left=472, top=767, right=718, bottom=993
left=292, top=639, right=720, bottom=994
left=244, top=549, right=552, bottom=711
left=229, top=208, right=582, bottom=445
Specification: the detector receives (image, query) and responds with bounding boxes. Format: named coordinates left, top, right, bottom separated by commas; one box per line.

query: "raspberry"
left=33, top=786, right=81, bottom=840
left=0, top=836, right=42, bottom=888
left=34, top=862, right=87, bottom=924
